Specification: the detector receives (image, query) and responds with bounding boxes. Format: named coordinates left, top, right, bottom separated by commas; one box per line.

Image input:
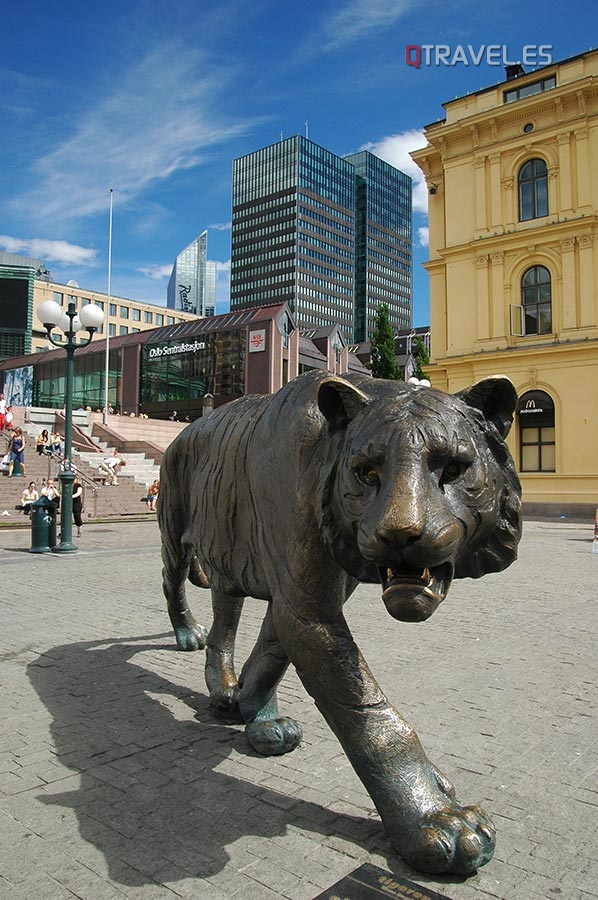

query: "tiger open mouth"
left=379, top=562, right=454, bottom=622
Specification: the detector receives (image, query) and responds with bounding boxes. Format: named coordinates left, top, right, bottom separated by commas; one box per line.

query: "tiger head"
left=316, top=375, right=522, bottom=622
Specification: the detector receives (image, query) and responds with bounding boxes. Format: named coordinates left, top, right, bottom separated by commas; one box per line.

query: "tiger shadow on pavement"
left=27, top=635, right=388, bottom=887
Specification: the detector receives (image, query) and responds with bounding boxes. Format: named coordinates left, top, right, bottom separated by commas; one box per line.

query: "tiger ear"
left=317, top=376, right=370, bottom=433
left=455, top=376, right=518, bottom=439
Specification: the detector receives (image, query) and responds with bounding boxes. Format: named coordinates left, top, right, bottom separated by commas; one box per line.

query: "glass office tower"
left=204, top=260, right=217, bottom=316
left=167, top=230, right=216, bottom=316
left=231, top=137, right=412, bottom=341
left=344, top=151, right=412, bottom=341
left=231, top=136, right=356, bottom=336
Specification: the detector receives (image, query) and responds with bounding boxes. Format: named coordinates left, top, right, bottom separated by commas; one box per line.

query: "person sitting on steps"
left=36, top=429, right=49, bottom=455
left=41, top=478, right=60, bottom=510
left=21, top=481, right=39, bottom=515
left=48, top=431, right=63, bottom=457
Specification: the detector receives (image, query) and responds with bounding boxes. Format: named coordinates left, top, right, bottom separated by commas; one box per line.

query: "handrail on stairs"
left=43, top=450, right=102, bottom=518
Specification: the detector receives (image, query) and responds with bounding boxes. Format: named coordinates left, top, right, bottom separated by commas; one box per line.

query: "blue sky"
left=0, top=0, right=590, bottom=326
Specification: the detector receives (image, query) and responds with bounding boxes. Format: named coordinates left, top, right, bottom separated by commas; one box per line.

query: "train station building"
left=0, top=302, right=368, bottom=419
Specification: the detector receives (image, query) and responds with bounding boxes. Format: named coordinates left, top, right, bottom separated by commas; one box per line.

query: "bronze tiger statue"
left=158, top=371, right=521, bottom=876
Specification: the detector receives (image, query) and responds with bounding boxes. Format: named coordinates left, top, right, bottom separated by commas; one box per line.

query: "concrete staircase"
left=0, top=431, right=148, bottom=521
left=73, top=449, right=161, bottom=488
left=88, top=413, right=188, bottom=461
left=0, top=407, right=190, bottom=521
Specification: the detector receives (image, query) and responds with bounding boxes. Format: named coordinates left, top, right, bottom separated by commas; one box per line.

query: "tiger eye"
left=442, top=462, right=463, bottom=484
left=357, top=466, right=379, bottom=486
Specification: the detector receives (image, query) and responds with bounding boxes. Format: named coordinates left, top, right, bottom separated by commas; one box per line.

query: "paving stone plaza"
left=0, top=519, right=596, bottom=900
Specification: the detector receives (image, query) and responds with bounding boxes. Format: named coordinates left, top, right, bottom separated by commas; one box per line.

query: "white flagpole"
left=103, top=188, right=113, bottom=425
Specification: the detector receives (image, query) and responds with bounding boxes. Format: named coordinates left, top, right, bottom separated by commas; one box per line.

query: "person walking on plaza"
left=5, top=406, right=14, bottom=432
left=0, top=394, right=5, bottom=431
left=7, top=426, right=26, bottom=477
left=72, top=479, right=84, bottom=538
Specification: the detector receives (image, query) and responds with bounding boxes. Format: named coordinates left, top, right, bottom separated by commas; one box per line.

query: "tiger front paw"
left=174, top=623, right=207, bottom=651
left=208, top=685, right=243, bottom=723
left=246, top=717, right=303, bottom=756
left=400, top=804, right=495, bottom=876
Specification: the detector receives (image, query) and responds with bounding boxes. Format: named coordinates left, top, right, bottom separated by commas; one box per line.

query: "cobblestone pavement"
left=0, top=520, right=596, bottom=900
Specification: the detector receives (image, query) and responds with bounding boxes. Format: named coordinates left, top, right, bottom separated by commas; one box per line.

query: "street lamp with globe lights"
left=36, top=299, right=104, bottom=552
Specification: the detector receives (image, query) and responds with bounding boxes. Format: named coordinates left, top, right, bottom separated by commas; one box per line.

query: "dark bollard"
left=11, top=460, right=25, bottom=477
left=29, top=496, right=58, bottom=553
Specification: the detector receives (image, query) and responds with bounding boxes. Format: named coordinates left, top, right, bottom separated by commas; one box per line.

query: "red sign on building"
left=249, top=329, right=266, bottom=352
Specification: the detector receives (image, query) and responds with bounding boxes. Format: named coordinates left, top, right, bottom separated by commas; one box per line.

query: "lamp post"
left=37, top=299, right=104, bottom=553
left=104, top=187, right=113, bottom=426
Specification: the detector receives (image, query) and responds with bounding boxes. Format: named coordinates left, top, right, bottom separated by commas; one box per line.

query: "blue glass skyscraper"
left=344, top=151, right=412, bottom=342
left=230, top=136, right=412, bottom=341
left=167, top=230, right=216, bottom=316
left=231, top=136, right=356, bottom=336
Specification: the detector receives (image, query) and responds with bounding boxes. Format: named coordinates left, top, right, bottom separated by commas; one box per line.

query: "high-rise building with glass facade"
left=230, top=136, right=411, bottom=341
left=167, top=230, right=216, bottom=316
left=344, top=151, right=412, bottom=342
left=231, top=136, right=357, bottom=337
left=204, top=260, right=217, bottom=317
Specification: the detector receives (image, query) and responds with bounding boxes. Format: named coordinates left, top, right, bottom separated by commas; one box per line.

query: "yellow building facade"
left=412, top=51, right=598, bottom=513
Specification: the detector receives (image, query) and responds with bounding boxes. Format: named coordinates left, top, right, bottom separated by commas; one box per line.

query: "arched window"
left=518, top=158, right=548, bottom=221
left=517, top=390, right=555, bottom=472
left=521, top=265, right=552, bottom=334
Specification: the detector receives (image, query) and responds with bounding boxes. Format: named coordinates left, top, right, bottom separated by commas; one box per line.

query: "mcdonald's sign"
left=517, top=390, right=554, bottom=428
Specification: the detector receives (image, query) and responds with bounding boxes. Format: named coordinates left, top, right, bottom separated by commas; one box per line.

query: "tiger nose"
left=375, top=493, right=426, bottom=546
left=376, top=516, right=424, bottom=547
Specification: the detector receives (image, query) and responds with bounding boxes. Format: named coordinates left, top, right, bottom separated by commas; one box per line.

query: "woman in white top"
left=21, top=481, right=39, bottom=515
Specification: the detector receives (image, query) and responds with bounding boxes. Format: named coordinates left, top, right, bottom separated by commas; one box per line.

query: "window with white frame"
left=510, top=265, right=552, bottom=336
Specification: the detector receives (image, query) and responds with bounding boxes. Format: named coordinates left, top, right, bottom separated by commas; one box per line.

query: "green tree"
left=412, top=335, right=430, bottom=381
left=370, top=303, right=401, bottom=380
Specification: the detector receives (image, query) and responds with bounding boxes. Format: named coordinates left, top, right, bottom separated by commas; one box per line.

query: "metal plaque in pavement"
left=313, top=863, right=453, bottom=900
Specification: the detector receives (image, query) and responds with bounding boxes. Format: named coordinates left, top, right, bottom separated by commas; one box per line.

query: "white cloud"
left=15, top=44, right=259, bottom=225
left=0, top=234, right=97, bottom=266
left=359, top=129, right=429, bottom=213
left=417, top=226, right=429, bottom=247
left=137, top=264, right=173, bottom=280
left=210, top=221, right=232, bottom=231
left=316, top=0, right=413, bottom=51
